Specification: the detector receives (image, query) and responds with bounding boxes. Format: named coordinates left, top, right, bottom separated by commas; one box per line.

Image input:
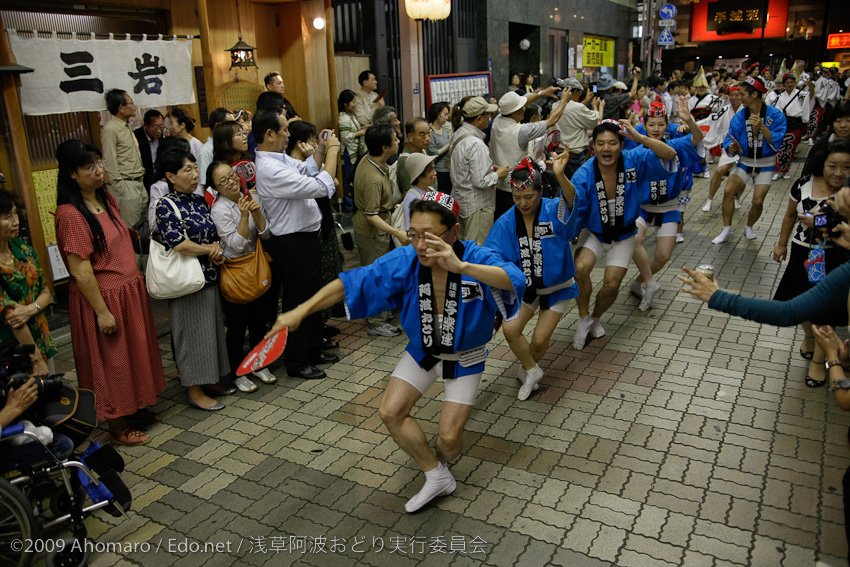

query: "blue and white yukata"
left=723, top=104, right=787, bottom=187
left=637, top=134, right=705, bottom=236
left=339, top=241, right=525, bottom=405
left=568, top=146, right=676, bottom=268
left=484, top=191, right=579, bottom=313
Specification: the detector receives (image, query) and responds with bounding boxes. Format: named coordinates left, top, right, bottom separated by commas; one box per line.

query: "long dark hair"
left=213, top=120, right=248, bottom=164
left=55, top=140, right=122, bottom=255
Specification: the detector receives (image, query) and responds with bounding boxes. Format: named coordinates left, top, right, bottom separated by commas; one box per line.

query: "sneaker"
left=518, top=365, right=544, bottom=401
left=782, top=173, right=791, bottom=179
left=712, top=227, right=733, bottom=244
left=734, top=199, right=741, bottom=210
left=368, top=323, right=402, bottom=337
left=701, top=200, right=712, bottom=212
left=708, top=158, right=715, bottom=165
left=629, top=280, right=645, bottom=299
left=702, top=170, right=711, bottom=179
left=517, top=365, right=526, bottom=384
left=771, top=173, right=780, bottom=182
left=252, top=367, right=277, bottom=384
left=676, top=233, right=685, bottom=243
left=807, top=138, right=814, bottom=145
left=234, top=376, right=258, bottom=393
left=573, top=315, right=594, bottom=350
left=405, top=463, right=456, bottom=513
left=639, top=280, right=661, bottom=312
left=590, top=318, right=606, bottom=339
left=744, top=226, right=757, bottom=240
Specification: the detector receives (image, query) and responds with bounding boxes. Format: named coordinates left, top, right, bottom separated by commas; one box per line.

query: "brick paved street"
left=44, top=148, right=850, bottom=567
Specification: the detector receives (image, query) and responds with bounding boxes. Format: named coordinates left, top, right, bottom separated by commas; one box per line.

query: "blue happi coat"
left=339, top=241, right=525, bottom=378
left=484, top=193, right=580, bottom=306
left=569, top=146, right=675, bottom=243
left=638, top=134, right=705, bottom=225
left=723, top=104, right=786, bottom=173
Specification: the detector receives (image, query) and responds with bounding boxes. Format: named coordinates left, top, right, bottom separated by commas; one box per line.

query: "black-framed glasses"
left=406, top=228, right=448, bottom=244
left=216, top=172, right=239, bottom=188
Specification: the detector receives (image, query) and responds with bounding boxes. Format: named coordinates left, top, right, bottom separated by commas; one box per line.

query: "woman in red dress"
left=54, top=140, right=166, bottom=446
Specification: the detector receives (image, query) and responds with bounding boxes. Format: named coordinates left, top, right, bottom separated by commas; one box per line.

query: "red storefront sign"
left=690, top=0, right=789, bottom=42
left=827, top=33, right=850, bottom=49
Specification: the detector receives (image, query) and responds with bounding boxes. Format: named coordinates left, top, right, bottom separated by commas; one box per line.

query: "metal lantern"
left=226, top=39, right=257, bottom=70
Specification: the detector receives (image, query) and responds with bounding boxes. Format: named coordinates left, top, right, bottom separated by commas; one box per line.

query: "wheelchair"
left=0, top=344, right=132, bottom=567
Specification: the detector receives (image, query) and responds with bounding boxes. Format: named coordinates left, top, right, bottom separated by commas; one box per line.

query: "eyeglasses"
left=406, top=228, right=448, bottom=244
left=86, top=160, right=105, bottom=173
left=216, top=172, right=239, bottom=187
left=149, top=124, right=165, bottom=131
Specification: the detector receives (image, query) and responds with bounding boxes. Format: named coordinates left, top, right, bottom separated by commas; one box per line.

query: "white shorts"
left=576, top=229, right=636, bottom=269
left=392, top=351, right=482, bottom=406
left=522, top=296, right=571, bottom=313
left=636, top=216, right=679, bottom=238
left=731, top=166, right=773, bottom=187
left=717, top=151, right=738, bottom=168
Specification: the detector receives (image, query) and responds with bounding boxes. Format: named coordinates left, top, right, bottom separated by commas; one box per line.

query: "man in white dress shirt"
left=254, top=108, right=341, bottom=380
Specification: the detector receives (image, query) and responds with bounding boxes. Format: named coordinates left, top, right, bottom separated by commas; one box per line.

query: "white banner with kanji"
left=7, top=31, right=195, bottom=116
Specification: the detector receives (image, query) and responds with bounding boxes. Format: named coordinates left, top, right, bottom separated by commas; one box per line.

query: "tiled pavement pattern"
left=40, top=147, right=850, bottom=567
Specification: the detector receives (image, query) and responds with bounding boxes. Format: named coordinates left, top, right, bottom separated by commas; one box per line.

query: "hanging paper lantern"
left=428, top=0, right=451, bottom=21
left=405, top=0, right=433, bottom=20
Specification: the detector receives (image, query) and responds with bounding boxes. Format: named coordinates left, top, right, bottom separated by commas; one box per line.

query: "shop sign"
left=582, top=35, right=614, bottom=68
left=827, top=33, right=850, bottom=49
left=690, top=0, right=788, bottom=42
left=7, top=31, right=195, bottom=116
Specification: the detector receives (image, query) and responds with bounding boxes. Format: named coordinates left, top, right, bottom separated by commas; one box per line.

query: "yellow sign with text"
left=582, top=35, right=615, bottom=68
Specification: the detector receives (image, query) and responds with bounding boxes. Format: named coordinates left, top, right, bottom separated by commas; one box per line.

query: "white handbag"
left=146, top=197, right=206, bottom=300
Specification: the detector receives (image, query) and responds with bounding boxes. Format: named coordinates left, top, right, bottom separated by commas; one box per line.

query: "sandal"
left=127, top=409, right=161, bottom=425
left=805, top=361, right=826, bottom=388
left=800, top=335, right=815, bottom=360
left=111, top=429, right=152, bottom=446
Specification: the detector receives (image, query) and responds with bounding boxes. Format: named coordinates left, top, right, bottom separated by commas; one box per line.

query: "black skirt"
left=774, top=242, right=848, bottom=326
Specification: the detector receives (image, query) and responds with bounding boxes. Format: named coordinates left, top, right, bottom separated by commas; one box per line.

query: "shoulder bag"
left=219, top=238, right=272, bottom=304
left=146, top=197, right=206, bottom=300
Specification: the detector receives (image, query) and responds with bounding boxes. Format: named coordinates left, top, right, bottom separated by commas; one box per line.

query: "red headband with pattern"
left=745, top=76, right=767, bottom=94
left=509, top=157, right=536, bottom=191
left=421, top=191, right=460, bottom=219
left=648, top=100, right=666, bottom=118
left=781, top=73, right=795, bottom=83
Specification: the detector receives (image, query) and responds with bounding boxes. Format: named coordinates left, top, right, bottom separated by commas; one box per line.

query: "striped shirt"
left=449, top=122, right=498, bottom=218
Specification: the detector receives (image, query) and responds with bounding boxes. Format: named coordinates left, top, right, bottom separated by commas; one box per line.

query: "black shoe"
left=313, top=352, right=339, bottom=365
left=323, top=326, right=340, bottom=338
left=321, top=338, right=339, bottom=351
left=292, top=366, right=326, bottom=380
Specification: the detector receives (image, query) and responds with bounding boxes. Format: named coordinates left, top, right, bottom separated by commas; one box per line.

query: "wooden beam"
left=196, top=0, right=220, bottom=111
left=0, top=13, right=53, bottom=292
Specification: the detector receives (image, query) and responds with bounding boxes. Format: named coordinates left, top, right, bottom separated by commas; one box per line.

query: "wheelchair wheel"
left=0, top=477, right=37, bottom=567
left=46, top=537, right=89, bottom=567
left=49, top=483, right=86, bottom=518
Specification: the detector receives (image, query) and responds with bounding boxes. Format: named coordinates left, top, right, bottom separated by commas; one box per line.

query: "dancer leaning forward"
left=268, top=192, right=525, bottom=513
left=484, top=151, right=579, bottom=400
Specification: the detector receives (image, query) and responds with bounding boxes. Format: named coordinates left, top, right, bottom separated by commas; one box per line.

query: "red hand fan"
left=236, top=328, right=288, bottom=376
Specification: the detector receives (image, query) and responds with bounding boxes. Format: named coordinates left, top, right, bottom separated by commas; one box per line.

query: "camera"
left=814, top=203, right=847, bottom=233
left=0, top=343, right=64, bottom=401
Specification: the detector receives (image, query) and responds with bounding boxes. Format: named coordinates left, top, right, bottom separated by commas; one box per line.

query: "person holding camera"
left=771, top=140, right=850, bottom=387
left=680, top=179, right=850, bottom=327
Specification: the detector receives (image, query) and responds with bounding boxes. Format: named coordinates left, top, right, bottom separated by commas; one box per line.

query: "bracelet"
left=33, top=301, right=40, bottom=312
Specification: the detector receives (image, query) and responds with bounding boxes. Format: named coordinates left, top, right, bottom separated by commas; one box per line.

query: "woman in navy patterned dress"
left=153, top=149, right=231, bottom=410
